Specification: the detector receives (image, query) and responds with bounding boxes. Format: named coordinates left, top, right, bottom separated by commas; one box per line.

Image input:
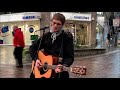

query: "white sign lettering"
left=51, top=12, right=91, bottom=21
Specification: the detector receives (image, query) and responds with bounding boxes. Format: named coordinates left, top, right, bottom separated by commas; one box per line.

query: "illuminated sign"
left=2, top=26, right=9, bottom=33
left=28, top=25, right=35, bottom=33
left=0, top=12, right=41, bottom=22
left=74, top=16, right=89, bottom=20
left=51, top=12, right=91, bottom=21
left=113, top=19, right=120, bottom=27
left=23, top=16, right=35, bottom=19
left=23, top=16, right=40, bottom=19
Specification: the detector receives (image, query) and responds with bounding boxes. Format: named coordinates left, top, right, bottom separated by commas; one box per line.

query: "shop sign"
left=113, top=19, right=119, bottom=27
left=28, top=25, right=35, bottom=33
left=74, top=16, right=90, bottom=20
left=29, top=27, right=34, bottom=33
left=51, top=12, right=91, bottom=21
left=0, top=12, right=41, bottom=22
left=72, top=14, right=91, bottom=21
left=23, top=16, right=40, bottom=20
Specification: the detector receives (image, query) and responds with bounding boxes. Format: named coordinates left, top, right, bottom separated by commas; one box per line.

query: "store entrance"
left=64, top=21, right=88, bottom=47
left=76, top=23, right=87, bottom=46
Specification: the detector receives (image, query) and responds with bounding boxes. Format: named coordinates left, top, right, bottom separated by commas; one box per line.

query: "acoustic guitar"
left=31, top=51, right=87, bottom=78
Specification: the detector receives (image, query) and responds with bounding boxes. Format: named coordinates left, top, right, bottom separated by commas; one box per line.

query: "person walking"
left=13, top=26, right=25, bottom=68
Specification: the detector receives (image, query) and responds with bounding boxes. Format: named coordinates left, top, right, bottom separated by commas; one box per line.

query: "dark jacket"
left=107, top=32, right=113, bottom=40
left=29, top=31, right=74, bottom=67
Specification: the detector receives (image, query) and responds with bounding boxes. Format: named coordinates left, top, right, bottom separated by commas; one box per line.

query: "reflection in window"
left=76, top=24, right=87, bottom=46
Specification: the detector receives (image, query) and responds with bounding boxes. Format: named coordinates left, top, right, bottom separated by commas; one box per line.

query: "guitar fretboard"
left=46, top=65, right=70, bottom=72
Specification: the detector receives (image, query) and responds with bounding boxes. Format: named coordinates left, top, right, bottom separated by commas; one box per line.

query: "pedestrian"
left=13, top=26, right=25, bottom=68
left=29, top=13, right=74, bottom=78
left=107, top=31, right=112, bottom=47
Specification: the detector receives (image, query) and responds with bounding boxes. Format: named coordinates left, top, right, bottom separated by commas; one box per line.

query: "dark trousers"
left=13, top=47, right=23, bottom=66
left=30, top=70, right=69, bottom=78
left=51, top=70, right=69, bottom=78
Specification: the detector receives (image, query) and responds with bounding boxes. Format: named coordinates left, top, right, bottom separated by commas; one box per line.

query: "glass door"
left=76, top=23, right=87, bottom=46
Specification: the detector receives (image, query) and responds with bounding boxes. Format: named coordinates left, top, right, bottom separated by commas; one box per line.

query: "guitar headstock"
left=70, top=66, right=87, bottom=75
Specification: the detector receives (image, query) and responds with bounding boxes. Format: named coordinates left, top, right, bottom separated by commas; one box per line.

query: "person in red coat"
left=13, top=26, right=25, bottom=68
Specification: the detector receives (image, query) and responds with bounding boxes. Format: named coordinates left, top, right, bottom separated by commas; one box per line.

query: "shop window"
left=76, top=24, right=87, bottom=46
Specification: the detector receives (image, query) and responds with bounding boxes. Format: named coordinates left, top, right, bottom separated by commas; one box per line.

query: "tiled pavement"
left=0, top=45, right=120, bottom=78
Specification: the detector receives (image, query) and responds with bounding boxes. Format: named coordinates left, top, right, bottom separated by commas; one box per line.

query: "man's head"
left=12, top=25, right=18, bottom=36
left=51, top=13, right=66, bottom=32
left=13, top=25, right=18, bottom=32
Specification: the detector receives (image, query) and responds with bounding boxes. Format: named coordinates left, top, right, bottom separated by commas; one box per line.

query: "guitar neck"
left=47, top=65, right=70, bottom=72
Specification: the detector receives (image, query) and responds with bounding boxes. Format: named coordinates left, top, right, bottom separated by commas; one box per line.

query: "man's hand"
left=55, top=64, right=63, bottom=73
left=17, top=45, right=20, bottom=47
left=35, top=59, right=42, bottom=69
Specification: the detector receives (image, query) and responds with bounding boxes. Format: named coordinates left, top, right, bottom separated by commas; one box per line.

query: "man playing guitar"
left=29, top=13, right=86, bottom=78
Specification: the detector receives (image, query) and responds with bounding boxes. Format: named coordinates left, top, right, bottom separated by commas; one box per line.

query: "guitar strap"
left=31, top=35, right=44, bottom=74
left=57, top=30, right=64, bottom=78
left=58, top=30, right=64, bottom=64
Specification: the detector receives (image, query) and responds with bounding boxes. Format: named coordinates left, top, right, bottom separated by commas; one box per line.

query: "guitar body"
left=31, top=51, right=87, bottom=78
left=31, top=51, right=53, bottom=78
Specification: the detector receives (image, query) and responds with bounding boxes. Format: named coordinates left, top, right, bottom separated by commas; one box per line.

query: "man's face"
left=51, top=19, right=63, bottom=32
left=13, top=26, right=18, bottom=32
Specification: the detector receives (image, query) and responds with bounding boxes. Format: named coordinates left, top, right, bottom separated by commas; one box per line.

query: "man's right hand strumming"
left=35, top=59, right=43, bottom=69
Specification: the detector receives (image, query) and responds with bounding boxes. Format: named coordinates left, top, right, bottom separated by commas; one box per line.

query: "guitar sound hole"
left=39, top=62, right=48, bottom=75
left=43, top=62, right=48, bottom=71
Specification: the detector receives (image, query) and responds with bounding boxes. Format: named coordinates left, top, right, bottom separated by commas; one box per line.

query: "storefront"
left=0, top=12, right=41, bottom=45
left=51, top=12, right=92, bottom=47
